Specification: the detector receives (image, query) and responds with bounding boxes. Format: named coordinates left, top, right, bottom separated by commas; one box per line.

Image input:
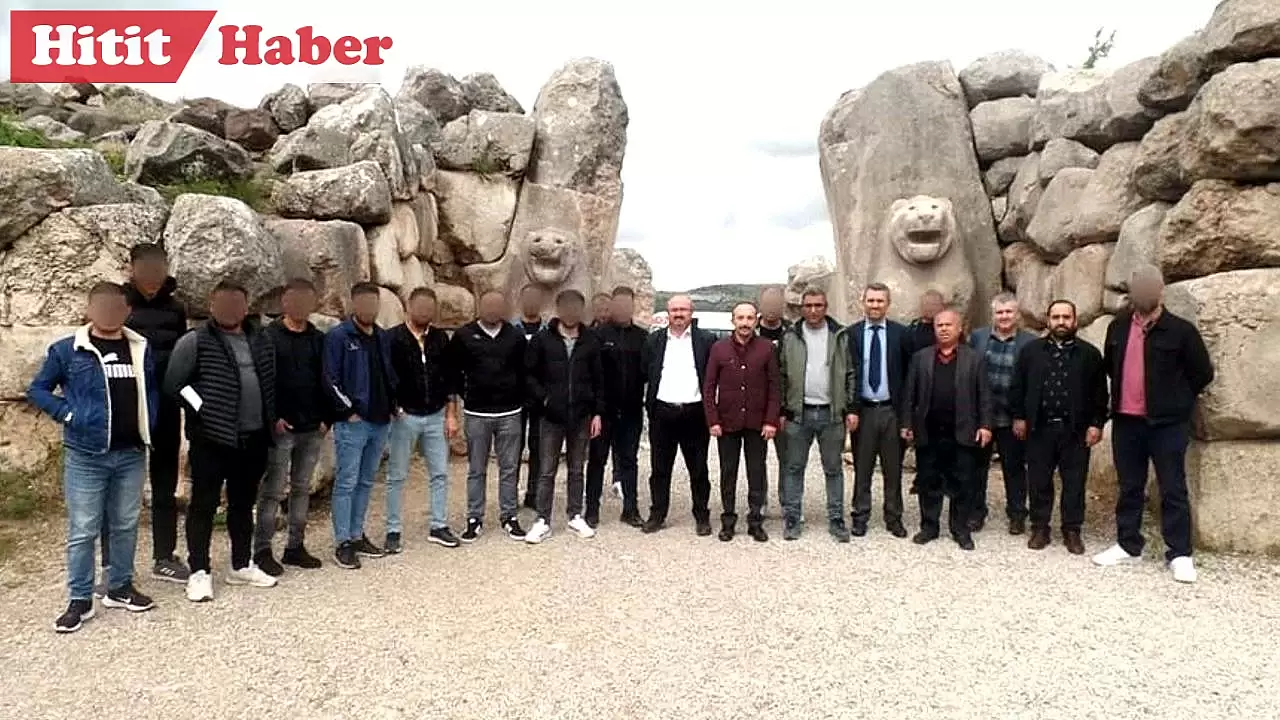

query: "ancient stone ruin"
left=819, top=0, right=1280, bottom=553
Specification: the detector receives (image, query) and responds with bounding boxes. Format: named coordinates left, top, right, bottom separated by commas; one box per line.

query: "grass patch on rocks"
left=0, top=114, right=59, bottom=149
left=156, top=176, right=274, bottom=212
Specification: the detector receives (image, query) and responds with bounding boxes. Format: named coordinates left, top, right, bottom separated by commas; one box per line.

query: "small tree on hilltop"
left=1082, top=27, right=1116, bottom=69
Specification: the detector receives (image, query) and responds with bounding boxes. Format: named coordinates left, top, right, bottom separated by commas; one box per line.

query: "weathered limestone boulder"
left=0, top=401, right=62, bottom=477
left=394, top=97, right=444, bottom=154
left=1200, top=0, right=1280, bottom=72
left=526, top=58, right=628, bottom=198
left=1132, top=112, right=1192, bottom=202
left=398, top=68, right=470, bottom=125
left=1026, top=167, right=1093, bottom=261
left=163, top=194, right=285, bottom=315
left=1106, top=202, right=1171, bottom=293
left=1159, top=180, right=1280, bottom=280
left=1066, top=142, right=1146, bottom=247
left=997, top=152, right=1043, bottom=245
left=435, top=171, right=518, bottom=264
left=264, top=218, right=369, bottom=316
left=224, top=109, right=279, bottom=153
left=461, top=73, right=524, bottom=114
left=1164, top=268, right=1280, bottom=441
left=168, top=97, right=238, bottom=137
left=957, top=50, right=1052, bottom=107
left=53, top=83, right=100, bottom=105
left=1138, top=34, right=1209, bottom=112
left=1001, top=242, right=1052, bottom=328
left=1189, top=440, right=1280, bottom=553
left=1177, top=59, right=1280, bottom=184
left=991, top=196, right=1008, bottom=230
left=1038, top=138, right=1100, bottom=184
left=1048, top=243, right=1114, bottom=327
left=259, top=83, right=310, bottom=133
left=368, top=217, right=405, bottom=290
left=0, top=82, right=58, bottom=113
left=970, top=96, right=1035, bottom=164
left=20, top=115, right=84, bottom=144
left=375, top=286, right=405, bottom=329
left=436, top=111, right=536, bottom=175
left=0, top=204, right=168, bottom=326
left=983, top=156, right=1022, bottom=195
left=65, top=106, right=134, bottom=140
left=0, top=147, right=125, bottom=250
left=0, top=326, right=80, bottom=400
left=784, top=255, right=836, bottom=319
left=307, top=83, right=369, bottom=112
left=820, top=62, right=1002, bottom=324
left=1030, top=69, right=1110, bottom=150
left=412, top=193, right=440, bottom=259
left=124, top=120, right=253, bottom=185
left=1098, top=57, right=1164, bottom=143
left=399, top=259, right=433, bottom=303
left=604, top=247, right=655, bottom=327
left=272, top=161, right=393, bottom=224
left=434, top=284, right=476, bottom=329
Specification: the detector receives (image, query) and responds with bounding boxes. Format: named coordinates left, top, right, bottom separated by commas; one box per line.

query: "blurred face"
left=920, top=293, right=944, bottom=321
left=934, top=310, right=960, bottom=347
left=520, top=287, right=543, bottom=317
left=732, top=303, right=758, bottom=341
left=992, top=301, right=1018, bottom=333
left=592, top=296, right=612, bottom=324
left=1047, top=302, right=1078, bottom=340
left=479, top=292, right=506, bottom=325
left=87, top=291, right=130, bottom=333
left=801, top=293, right=827, bottom=327
left=1130, top=276, right=1163, bottom=314
left=559, top=296, right=586, bottom=327
left=863, top=288, right=890, bottom=321
left=130, top=255, right=168, bottom=295
left=352, top=291, right=380, bottom=326
left=281, top=287, right=316, bottom=321
left=611, top=294, right=634, bottom=324
left=759, top=289, right=784, bottom=323
left=409, top=294, right=437, bottom=328
left=210, top=289, right=248, bottom=329
left=667, top=295, right=693, bottom=333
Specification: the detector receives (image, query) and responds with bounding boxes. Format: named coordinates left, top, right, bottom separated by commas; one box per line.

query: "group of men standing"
left=29, top=245, right=1213, bottom=634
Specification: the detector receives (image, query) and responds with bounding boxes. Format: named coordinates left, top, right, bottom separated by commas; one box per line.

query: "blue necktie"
left=869, top=325, right=882, bottom=394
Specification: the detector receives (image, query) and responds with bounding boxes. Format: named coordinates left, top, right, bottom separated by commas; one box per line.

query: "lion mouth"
left=905, top=228, right=944, bottom=245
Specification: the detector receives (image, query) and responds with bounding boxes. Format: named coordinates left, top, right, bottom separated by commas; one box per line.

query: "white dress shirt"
left=655, top=328, right=701, bottom=404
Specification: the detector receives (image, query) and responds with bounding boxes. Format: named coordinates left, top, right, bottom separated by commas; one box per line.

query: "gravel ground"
left=2, top=446, right=1279, bottom=720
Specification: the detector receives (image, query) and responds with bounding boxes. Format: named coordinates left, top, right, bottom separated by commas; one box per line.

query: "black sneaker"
left=620, top=511, right=644, bottom=528
left=429, top=527, right=461, bottom=548
left=253, top=548, right=285, bottom=577
left=461, top=518, right=483, bottom=543
left=281, top=545, right=322, bottom=569
left=101, top=582, right=155, bottom=613
left=54, top=599, right=95, bottom=633
left=354, top=535, right=385, bottom=558
left=502, top=517, right=526, bottom=539
left=384, top=532, right=403, bottom=555
left=334, top=541, right=362, bottom=569
left=584, top=513, right=600, bottom=530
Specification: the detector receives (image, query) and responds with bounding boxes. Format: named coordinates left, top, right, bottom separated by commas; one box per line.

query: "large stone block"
left=1189, top=440, right=1280, bottom=554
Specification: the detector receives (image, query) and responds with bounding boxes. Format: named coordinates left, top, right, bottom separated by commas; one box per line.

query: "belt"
left=657, top=400, right=700, bottom=409
left=1045, top=417, right=1068, bottom=424
left=803, top=403, right=830, bottom=409
left=860, top=399, right=893, bottom=408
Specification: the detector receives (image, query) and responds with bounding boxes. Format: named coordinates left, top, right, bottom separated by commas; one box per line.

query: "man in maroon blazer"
left=704, top=301, right=781, bottom=542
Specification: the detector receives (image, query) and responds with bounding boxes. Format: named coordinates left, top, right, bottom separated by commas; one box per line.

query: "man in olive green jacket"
left=778, top=287, right=858, bottom=542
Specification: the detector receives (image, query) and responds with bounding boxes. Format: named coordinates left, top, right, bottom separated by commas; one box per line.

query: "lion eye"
left=930, top=204, right=938, bottom=210
left=908, top=205, right=916, bottom=211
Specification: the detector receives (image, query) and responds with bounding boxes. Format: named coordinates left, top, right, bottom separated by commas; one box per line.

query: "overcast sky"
left=4, top=1, right=1211, bottom=289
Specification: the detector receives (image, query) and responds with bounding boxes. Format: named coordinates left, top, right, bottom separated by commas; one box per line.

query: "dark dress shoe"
left=912, top=530, right=938, bottom=545
left=620, top=512, right=644, bottom=528
left=747, top=524, right=769, bottom=542
left=1063, top=530, right=1086, bottom=555
left=886, top=520, right=908, bottom=538
left=968, top=516, right=985, bottom=533
left=1027, top=527, right=1051, bottom=550
left=642, top=518, right=664, bottom=534
left=695, top=518, right=713, bottom=536
left=851, top=521, right=868, bottom=538
left=1008, top=517, right=1026, bottom=536
left=955, top=535, right=975, bottom=551
left=718, top=527, right=735, bottom=542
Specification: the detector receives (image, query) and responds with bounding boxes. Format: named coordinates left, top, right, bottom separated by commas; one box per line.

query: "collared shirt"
left=656, top=327, right=701, bottom=404
left=861, top=320, right=890, bottom=402
left=802, top=322, right=830, bottom=405
left=1040, top=338, right=1077, bottom=421
left=983, top=332, right=1019, bottom=427
left=1118, top=312, right=1148, bottom=417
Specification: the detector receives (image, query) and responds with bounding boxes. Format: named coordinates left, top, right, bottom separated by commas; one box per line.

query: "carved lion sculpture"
left=504, top=227, right=592, bottom=314
left=872, top=194, right=974, bottom=318
left=887, top=195, right=957, bottom=265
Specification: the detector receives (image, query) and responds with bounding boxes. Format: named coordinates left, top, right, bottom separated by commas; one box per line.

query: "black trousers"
left=519, top=407, right=542, bottom=500
left=974, top=425, right=1028, bottom=523
left=185, top=433, right=268, bottom=573
left=536, top=418, right=591, bottom=521
left=915, top=430, right=979, bottom=539
left=717, top=429, right=767, bottom=524
left=852, top=404, right=904, bottom=525
left=647, top=401, right=711, bottom=523
left=1026, top=421, right=1090, bottom=532
left=1112, top=415, right=1192, bottom=561
left=585, top=411, right=643, bottom=517
left=100, top=395, right=183, bottom=568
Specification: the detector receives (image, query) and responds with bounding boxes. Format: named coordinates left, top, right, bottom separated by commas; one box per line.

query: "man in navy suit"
left=845, top=282, right=912, bottom=538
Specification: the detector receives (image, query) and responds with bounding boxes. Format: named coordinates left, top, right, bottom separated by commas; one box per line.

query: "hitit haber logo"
left=8, top=10, right=394, bottom=84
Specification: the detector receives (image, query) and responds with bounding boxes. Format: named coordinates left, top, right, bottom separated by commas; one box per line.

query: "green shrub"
left=0, top=114, right=56, bottom=149
left=156, top=176, right=273, bottom=212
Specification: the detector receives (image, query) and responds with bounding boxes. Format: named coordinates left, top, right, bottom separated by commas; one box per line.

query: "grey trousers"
left=537, top=418, right=591, bottom=521
left=465, top=412, right=523, bottom=522
left=782, top=406, right=846, bottom=523
left=852, top=405, right=904, bottom=525
left=254, top=428, right=325, bottom=553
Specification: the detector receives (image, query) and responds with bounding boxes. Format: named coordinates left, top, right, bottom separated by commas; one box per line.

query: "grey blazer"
left=899, top=344, right=993, bottom=448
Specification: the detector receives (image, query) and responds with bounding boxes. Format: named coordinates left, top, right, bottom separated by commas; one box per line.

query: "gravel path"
left=2, top=448, right=1278, bottom=720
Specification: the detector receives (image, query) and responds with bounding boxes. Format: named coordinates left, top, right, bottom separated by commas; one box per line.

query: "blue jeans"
left=331, top=419, right=391, bottom=544
left=782, top=406, right=847, bottom=523
left=386, top=410, right=451, bottom=533
left=63, top=447, right=145, bottom=601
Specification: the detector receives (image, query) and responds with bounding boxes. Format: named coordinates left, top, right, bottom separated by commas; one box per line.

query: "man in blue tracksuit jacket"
left=28, top=281, right=159, bottom=634
left=323, top=282, right=399, bottom=570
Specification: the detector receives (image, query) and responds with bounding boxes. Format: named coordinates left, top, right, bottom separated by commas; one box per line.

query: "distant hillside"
left=654, top=284, right=773, bottom=313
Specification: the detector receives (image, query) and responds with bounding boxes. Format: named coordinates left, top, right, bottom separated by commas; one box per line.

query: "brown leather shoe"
left=1063, top=530, right=1086, bottom=555
left=1027, top=527, right=1051, bottom=550
left=1008, top=517, right=1026, bottom=536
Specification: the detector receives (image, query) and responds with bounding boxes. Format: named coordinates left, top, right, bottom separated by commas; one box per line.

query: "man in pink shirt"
left=1094, top=264, right=1214, bottom=583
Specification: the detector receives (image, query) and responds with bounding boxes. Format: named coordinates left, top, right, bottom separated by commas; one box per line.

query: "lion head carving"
left=522, top=227, right=581, bottom=287
left=886, top=195, right=956, bottom=265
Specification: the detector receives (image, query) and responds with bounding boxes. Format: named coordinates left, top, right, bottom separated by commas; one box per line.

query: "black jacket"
left=846, top=319, right=912, bottom=410
left=445, top=320, right=527, bottom=414
left=525, top=319, right=606, bottom=425
left=1104, top=308, right=1214, bottom=426
left=1009, top=337, right=1109, bottom=433
left=597, top=321, right=648, bottom=417
left=124, top=277, right=187, bottom=371
left=900, top=345, right=992, bottom=448
left=387, top=323, right=453, bottom=416
left=905, top=318, right=936, bottom=357
left=165, top=321, right=277, bottom=448
left=642, top=326, right=717, bottom=412
left=266, top=319, right=327, bottom=432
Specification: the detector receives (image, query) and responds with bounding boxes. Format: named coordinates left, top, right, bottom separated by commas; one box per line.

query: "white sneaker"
left=1169, top=556, right=1197, bottom=583
left=524, top=518, right=551, bottom=544
left=1092, top=544, right=1142, bottom=567
left=567, top=515, right=597, bottom=539
left=186, top=570, right=214, bottom=602
left=611, top=481, right=623, bottom=500
left=225, top=562, right=278, bottom=588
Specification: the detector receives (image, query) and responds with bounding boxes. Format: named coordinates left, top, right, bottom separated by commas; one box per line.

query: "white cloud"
left=5, top=0, right=1212, bottom=290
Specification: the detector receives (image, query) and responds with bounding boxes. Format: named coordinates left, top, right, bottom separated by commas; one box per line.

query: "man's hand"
left=319, top=423, right=329, bottom=435
left=1085, top=426, right=1102, bottom=447
left=349, top=413, right=363, bottom=423
left=762, top=424, right=777, bottom=440
left=1013, top=419, right=1027, bottom=440
left=777, top=416, right=787, bottom=431
left=445, top=413, right=460, bottom=439
left=274, top=419, right=292, bottom=435
left=590, top=415, right=602, bottom=439
left=845, top=414, right=859, bottom=432
left=977, top=428, right=993, bottom=448
left=900, top=428, right=913, bottom=442
left=709, top=424, right=723, bottom=438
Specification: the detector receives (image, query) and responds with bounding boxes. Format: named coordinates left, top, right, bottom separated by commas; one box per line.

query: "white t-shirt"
left=655, top=328, right=701, bottom=404
left=802, top=323, right=831, bottom=405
